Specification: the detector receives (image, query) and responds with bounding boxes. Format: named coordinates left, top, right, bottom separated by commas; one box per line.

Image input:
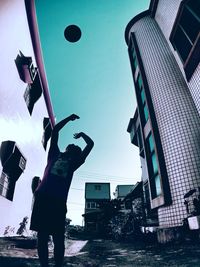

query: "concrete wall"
left=0, top=0, right=50, bottom=235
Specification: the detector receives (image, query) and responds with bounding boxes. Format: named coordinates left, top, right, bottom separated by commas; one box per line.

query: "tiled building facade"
left=126, top=0, right=200, bottom=231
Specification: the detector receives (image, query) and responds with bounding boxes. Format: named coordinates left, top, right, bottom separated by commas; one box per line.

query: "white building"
left=0, top=0, right=54, bottom=236
left=126, top=0, right=200, bottom=242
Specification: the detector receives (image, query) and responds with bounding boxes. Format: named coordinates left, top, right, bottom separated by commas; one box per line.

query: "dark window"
left=86, top=202, right=96, bottom=209
left=129, top=46, right=139, bottom=74
left=170, top=0, right=200, bottom=80
left=137, top=126, right=144, bottom=157
left=91, top=202, right=96, bottom=208
left=95, top=185, right=101, bottom=191
left=146, top=133, right=161, bottom=199
left=132, top=51, right=138, bottom=71
left=136, top=74, right=149, bottom=125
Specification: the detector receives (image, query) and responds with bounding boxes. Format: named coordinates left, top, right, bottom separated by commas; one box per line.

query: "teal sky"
left=35, top=0, right=150, bottom=225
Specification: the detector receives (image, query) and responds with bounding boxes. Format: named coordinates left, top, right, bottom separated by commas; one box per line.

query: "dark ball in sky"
left=64, top=25, right=82, bottom=42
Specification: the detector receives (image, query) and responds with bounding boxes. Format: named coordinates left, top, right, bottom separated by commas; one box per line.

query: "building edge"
left=124, top=0, right=159, bottom=45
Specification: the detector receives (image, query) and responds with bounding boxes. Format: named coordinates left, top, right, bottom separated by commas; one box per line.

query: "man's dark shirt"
left=36, top=144, right=84, bottom=201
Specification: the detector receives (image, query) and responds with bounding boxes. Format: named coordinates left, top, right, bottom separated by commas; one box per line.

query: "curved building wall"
left=0, top=0, right=51, bottom=235
left=128, top=16, right=200, bottom=227
left=154, top=0, right=200, bottom=116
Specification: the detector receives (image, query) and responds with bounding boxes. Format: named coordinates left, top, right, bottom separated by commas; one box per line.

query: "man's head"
left=64, top=144, right=82, bottom=159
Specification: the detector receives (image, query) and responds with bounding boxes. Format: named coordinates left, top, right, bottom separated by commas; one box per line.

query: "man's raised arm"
left=50, top=114, right=80, bottom=149
left=74, top=132, right=94, bottom=160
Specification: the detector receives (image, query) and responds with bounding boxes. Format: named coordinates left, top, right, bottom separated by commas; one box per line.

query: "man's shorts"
left=30, top=192, right=67, bottom=234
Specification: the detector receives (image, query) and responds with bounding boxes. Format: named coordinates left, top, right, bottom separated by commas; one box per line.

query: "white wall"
left=155, top=0, right=200, bottom=116
left=0, top=0, right=50, bottom=235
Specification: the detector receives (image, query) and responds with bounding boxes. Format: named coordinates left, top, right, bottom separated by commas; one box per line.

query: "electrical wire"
left=78, top=170, right=134, bottom=181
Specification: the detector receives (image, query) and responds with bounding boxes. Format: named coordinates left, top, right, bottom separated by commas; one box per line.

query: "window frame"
left=170, top=0, right=200, bottom=81
left=146, top=132, right=162, bottom=199
left=86, top=202, right=96, bottom=209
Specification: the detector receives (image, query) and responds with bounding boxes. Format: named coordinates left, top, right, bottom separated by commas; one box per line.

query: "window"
left=148, top=134, right=154, bottom=153
left=140, top=89, right=145, bottom=105
left=138, top=75, right=143, bottom=90
left=86, top=202, right=96, bottom=209
left=143, top=104, right=149, bottom=123
left=152, top=153, right=158, bottom=174
left=146, top=133, right=161, bottom=199
left=155, top=174, right=161, bottom=196
left=95, top=185, right=101, bottom=191
left=170, top=0, right=200, bottom=80
left=129, top=47, right=138, bottom=74
left=136, top=74, right=149, bottom=125
left=137, top=126, right=144, bottom=157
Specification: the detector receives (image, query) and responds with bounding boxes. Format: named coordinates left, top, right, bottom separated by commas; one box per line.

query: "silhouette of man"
left=30, top=114, right=94, bottom=267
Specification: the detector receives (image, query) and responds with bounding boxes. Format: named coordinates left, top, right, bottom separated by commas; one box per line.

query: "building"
left=83, top=183, right=110, bottom=233
left=123, top=182, right=143, bottom=216
left=0, top=0, right=54, bottom=236
left=114, top=185, right=134, bottom=201
left=126, top=0, right=200, bottom=242
left=114, top=185, right=134, bottom=210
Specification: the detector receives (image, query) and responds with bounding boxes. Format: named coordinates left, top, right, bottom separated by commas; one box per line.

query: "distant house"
left=123, top=182, right=145, bottom=225
left=83, top=183, right=110, bottom=233
left=114, top=185, right=134, bottom=210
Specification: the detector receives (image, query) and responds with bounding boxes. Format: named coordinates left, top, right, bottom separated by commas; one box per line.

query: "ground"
left=1, top=236, right=200, bottom=266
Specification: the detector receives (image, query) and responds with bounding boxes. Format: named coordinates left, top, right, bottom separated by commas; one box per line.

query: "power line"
left=78, top=170, right=134, bottom=181
left=75, top=175, right=134, bottom=183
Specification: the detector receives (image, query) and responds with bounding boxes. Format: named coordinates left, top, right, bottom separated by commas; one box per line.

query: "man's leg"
left=52, top=231, right=65, bottom=267
left=37, top=231, right=49, bottom=267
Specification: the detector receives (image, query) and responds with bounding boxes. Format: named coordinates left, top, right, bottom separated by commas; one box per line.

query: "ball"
left=64, top=25, right=82, bottom=43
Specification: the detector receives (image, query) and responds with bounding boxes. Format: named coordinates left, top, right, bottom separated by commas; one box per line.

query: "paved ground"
left=1, top=237, right=200, bottom=266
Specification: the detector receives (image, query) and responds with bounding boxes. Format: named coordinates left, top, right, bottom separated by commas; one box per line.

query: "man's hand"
left=73, top=132, right=94, bottom=160
left=73, top=132, right=83, bottom=139
left=69, top=114, right=80, bottom=121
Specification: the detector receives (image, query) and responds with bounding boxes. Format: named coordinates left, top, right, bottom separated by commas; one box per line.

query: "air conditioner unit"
left=0, top=141, right=26, bottom=181
left=15, top=51, right=37, bottom=83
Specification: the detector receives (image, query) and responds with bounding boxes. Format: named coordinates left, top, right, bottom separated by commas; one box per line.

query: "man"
left=30, top=114, right=94, bottom=267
